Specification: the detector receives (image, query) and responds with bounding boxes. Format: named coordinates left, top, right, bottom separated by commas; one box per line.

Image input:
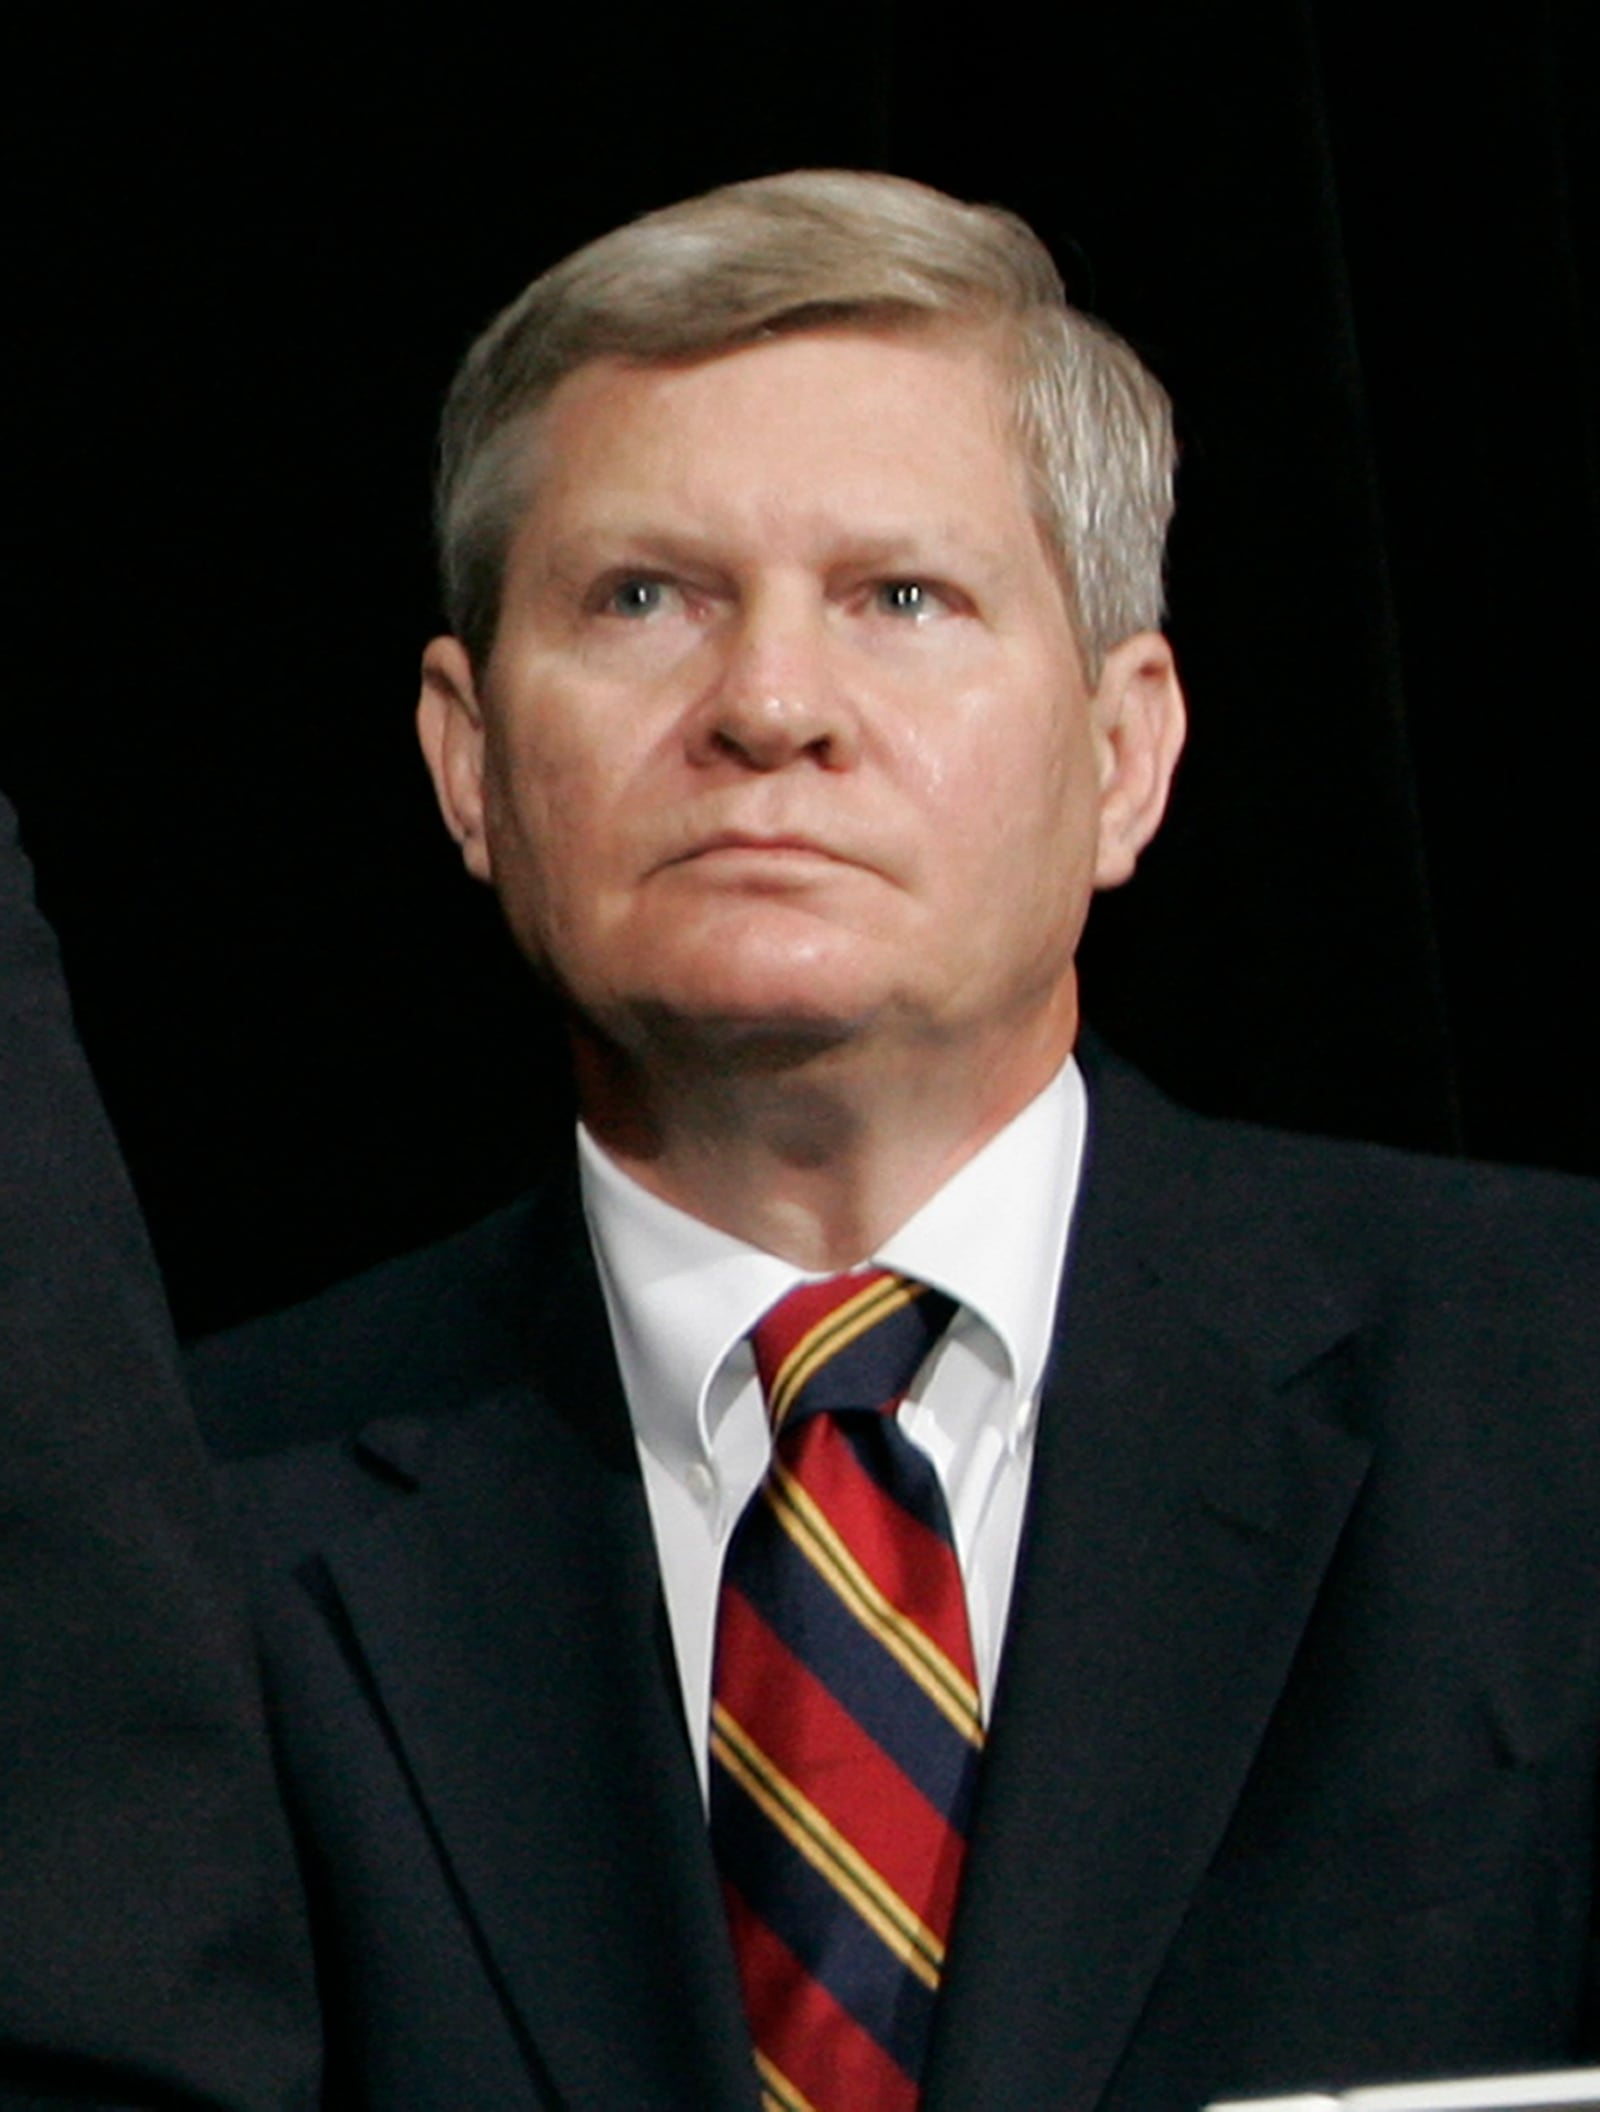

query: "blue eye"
left=876, top=580, right=937, bottom=617
left=606, top=577, right=670, bottom=617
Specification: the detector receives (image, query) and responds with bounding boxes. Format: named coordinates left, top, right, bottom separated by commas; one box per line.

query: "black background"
left=8, top=1, right=1598, bottom=1335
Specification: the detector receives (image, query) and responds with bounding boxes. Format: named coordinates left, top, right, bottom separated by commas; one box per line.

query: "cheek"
left=487, top=696, right=609, bottom=850
left=952, top=720, right=1102, bottom=939
left=917, top=696, right=1084, bottom=844
left=478, top=723, right=604, bottom=952
left=488, top=669, right=670, bottom=843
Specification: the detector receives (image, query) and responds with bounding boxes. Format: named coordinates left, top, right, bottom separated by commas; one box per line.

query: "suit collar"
left=303, top=1049, right=1374, bottom=2112
left=928, top=1042, right=1372, bottom=2109
left=314, top=1170, right=761, bottom=2112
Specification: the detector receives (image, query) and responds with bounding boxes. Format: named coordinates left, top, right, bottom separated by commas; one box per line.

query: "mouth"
left=668, top=830, right=853, bottom=869
left=649, top=830, right=885, bottom=898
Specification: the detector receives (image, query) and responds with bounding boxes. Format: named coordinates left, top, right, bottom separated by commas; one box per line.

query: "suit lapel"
left=927, top=1051, right=1372, bottom=2111
left=275, top=1051, right=1373, bottom=2109
left=308, top=1178, right=760, bottom=2112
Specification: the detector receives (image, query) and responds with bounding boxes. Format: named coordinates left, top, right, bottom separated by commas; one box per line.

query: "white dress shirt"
left=578, top=1057, right=1089, bottom=1797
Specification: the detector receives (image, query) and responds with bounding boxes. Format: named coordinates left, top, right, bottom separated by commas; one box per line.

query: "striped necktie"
left=710, top=1270, right=984, bottom=2112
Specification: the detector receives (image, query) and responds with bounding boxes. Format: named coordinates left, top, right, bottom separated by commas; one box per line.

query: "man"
left=0, top=791, right=313, bottom=2109
left=194, top=172, right=1600, bottom=2109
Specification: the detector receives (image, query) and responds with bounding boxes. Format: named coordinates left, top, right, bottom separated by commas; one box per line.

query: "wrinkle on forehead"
left=501, top=326, right=1063, bottom=617
left=517, top=319, right=1030, bottom=510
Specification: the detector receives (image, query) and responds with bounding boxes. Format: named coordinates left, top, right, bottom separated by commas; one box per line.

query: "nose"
left=687, top=589, right=861, bottom=772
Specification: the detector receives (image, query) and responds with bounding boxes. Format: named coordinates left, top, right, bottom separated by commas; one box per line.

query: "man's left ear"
left=1089, top=631, right=1187, bottom=890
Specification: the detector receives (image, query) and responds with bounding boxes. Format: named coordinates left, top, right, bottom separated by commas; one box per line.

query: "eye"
left=873, top=579, right=943, bottom=619
left=599, top=575, right=677, bottom=619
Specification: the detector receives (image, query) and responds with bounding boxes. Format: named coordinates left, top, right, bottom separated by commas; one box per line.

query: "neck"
left=573, top=996, right=1078, bottom=1270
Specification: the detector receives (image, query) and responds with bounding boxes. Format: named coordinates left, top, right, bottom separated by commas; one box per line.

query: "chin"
left=584, top=969, right=881, bottom=1075
left=647, top=985, right=871, bottom=1048
left=553, top=915, right=917, bottom=1059
left=642, top=923, right=888, bottom=1016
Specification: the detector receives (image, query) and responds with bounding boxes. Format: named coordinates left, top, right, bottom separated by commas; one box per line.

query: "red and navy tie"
left=710, top=1270, right=984, bottom=2112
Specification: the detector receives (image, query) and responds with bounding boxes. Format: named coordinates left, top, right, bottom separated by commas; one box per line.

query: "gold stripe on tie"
left=756, top=2050, right=822, bottom=2112
left=766, top=1275, right=927, bottom=1431
left=710, top=1704, right=946, bottom=1988
left=766, top=1457, right=985, bottom=1745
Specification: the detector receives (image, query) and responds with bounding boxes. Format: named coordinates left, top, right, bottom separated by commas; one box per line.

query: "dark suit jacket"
left=192, top=1040, right=1600, bottom=2110
left=0, top=792, right=313, bottom=2110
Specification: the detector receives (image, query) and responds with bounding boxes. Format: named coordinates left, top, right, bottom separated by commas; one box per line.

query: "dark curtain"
left=7, top=0, right=1596, bottom=1334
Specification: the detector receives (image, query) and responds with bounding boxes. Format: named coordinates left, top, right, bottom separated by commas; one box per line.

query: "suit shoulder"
left=188, top=1179, right=569, bottom=1463
left=1083, top=1041, right=1600, bottom=1341
left=1207, top=1099, right=1593, bottom=1226
left=1092, top=1040, right=1595, bottom=1223
left=1201, top=1102, right=1596, bottom=1275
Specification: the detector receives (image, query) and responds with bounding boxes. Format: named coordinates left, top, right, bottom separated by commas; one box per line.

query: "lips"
left=680, top=830, right=843, bottom=861
left=649, top=815, right=890, bottom=884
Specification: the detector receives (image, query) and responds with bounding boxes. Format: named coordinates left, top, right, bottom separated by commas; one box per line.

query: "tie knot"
left=751, top=1269, right=957, bottom=1435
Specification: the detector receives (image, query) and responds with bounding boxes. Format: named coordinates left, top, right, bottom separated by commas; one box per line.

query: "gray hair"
left=436, top=169, right=1175, bottom=676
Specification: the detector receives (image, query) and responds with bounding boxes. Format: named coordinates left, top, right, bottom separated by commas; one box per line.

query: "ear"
left=417, top=636, right=495, bottom=884
left=1088, top=631, right=1187, bottom=890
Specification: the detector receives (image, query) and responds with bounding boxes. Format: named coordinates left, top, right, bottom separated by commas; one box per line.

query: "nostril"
left=705, top=691, right=832, bottom=769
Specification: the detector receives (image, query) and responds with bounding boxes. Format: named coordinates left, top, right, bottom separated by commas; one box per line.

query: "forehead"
left=513, top=324, right=1038, bottom=557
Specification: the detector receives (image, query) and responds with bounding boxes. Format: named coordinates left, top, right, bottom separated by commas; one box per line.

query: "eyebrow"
left=534, top=519, right=1013, bottom=589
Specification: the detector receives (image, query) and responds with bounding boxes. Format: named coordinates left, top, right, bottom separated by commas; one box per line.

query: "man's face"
left=420, top=326, right=1181, bottom=1087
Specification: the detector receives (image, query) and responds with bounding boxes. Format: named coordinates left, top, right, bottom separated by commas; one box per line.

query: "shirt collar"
left=578, top=1134, right=795, bottom=1481
left=578, top=1054, right=1087, bottom=1478
left=874, top=1054, right=1085, bottom=1408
